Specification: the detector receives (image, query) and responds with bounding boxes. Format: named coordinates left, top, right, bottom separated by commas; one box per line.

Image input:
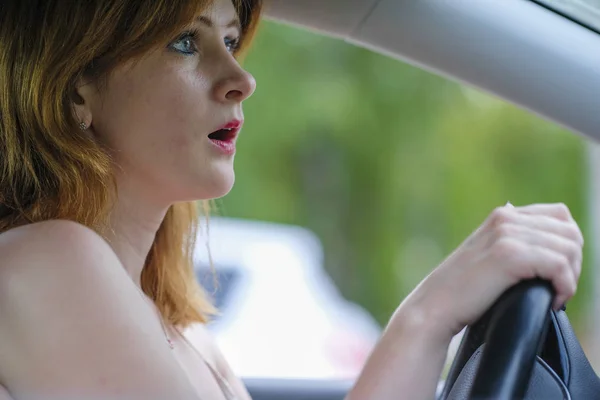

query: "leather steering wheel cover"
left=441, top=280, right=554, bottom=400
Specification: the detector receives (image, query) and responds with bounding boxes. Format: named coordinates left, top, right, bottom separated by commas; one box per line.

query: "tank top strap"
left=172, top=327, right=238, bottom=400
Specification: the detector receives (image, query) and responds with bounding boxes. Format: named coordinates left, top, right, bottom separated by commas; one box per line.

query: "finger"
left=517, top=203, right=584, bottom=246
left=494, top=223, right=582, bottom=268
left=515, top=203, right=574, bottom=222
left=511, top=244, right=577, bottom=310
left=554, top=265, right=578, bottom=310
left=487, top=207, right=584, bottom=245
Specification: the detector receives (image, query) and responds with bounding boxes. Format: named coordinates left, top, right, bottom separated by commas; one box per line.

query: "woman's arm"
left=346, top=305, right=451, bottom=400
left=0, top=220, right=202, bottom=400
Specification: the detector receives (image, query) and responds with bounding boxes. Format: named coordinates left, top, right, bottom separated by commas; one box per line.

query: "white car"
left=187, top=217, right=381, bottom=380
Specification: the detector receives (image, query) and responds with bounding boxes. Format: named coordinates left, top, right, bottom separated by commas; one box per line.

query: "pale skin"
left=0, top=0, right=584, bottom=399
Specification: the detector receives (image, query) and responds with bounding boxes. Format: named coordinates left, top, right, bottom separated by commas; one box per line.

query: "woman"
left=0, top=0, right=583, bottom=399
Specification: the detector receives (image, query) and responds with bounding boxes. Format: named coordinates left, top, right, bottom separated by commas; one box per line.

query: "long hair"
left=0, top=0, right=262, bottom=327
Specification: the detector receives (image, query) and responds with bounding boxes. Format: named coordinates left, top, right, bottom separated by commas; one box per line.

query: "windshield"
left=537, top=0, right=600, bottom=31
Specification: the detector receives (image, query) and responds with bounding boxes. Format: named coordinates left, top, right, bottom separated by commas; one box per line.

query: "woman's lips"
left=220, top=120, right=243, bottom=130
left=208, top=120, right=242, bottom=156
left=209, top=135, right=237, bottom=155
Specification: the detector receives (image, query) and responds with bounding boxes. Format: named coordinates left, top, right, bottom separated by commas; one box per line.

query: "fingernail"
left=505, top=201, right=514, bottom=208
left=553, top=298, right=565, bottom=311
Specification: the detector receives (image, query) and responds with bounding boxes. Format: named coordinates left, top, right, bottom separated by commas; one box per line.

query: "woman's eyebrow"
left=197, top=15, right=241, bottom=32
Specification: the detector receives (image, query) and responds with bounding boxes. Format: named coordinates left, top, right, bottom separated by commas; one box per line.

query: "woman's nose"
left=212, top=62, right=257, bottom=104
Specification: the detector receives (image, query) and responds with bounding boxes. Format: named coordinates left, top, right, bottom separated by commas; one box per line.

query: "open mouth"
left=208, top=128, right=236, bottom=142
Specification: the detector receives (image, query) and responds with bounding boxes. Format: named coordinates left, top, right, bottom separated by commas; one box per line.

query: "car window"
left=536, top=0, right=600, bottom=32
left=195, top=266, right=240, bottom=313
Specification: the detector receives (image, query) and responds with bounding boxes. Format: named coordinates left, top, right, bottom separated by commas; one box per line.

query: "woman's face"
left=78, top=0, right=256, bottom=204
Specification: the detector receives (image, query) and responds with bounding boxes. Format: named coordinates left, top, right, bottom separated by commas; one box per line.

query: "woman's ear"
left=71, top=76, right=96, bottom=130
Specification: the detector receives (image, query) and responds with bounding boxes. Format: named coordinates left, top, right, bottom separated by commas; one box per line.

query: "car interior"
left=241, top=0, right=600, bottom=399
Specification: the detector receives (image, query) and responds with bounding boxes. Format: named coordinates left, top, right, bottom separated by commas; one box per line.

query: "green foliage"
left=221, top=22, right=590, bottom=329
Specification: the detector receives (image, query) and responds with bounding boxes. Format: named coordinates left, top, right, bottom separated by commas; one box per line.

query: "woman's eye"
left=225, top=37, right=241, bottom=53
left=170, top=32, right=198, bottom=55
left=169, top=31, right=239, bottom=55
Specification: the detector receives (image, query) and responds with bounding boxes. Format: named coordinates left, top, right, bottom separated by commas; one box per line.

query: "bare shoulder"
left=0, top=219, right=117, bottom=274
left=0, top=220, right=201, bottom=399
left=0, top=219, right=102, bottom=243
left=0, top=220, right=128, bottom=312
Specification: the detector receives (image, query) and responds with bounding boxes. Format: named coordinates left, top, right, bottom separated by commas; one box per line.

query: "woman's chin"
left=193, top=171, right=235, bottom=201
left=164, top=164, right=236, bottom=203
left=206, top=182, right=234, bottom=200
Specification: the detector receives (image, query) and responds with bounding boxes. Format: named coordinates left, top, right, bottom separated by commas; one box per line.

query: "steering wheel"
left=439, top=279, right=555, bottom=400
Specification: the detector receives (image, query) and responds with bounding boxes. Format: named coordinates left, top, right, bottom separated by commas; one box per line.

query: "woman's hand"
left=348, top=202, right=583, bottom=400
left=399, top=202, right=584, bottom=341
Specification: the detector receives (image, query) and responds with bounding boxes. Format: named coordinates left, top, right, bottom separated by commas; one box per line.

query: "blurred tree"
left=219, top=22, right=589, bottom=329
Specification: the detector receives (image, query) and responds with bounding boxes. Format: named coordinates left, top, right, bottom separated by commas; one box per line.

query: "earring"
left=79, top=121, right=88, bottom=131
